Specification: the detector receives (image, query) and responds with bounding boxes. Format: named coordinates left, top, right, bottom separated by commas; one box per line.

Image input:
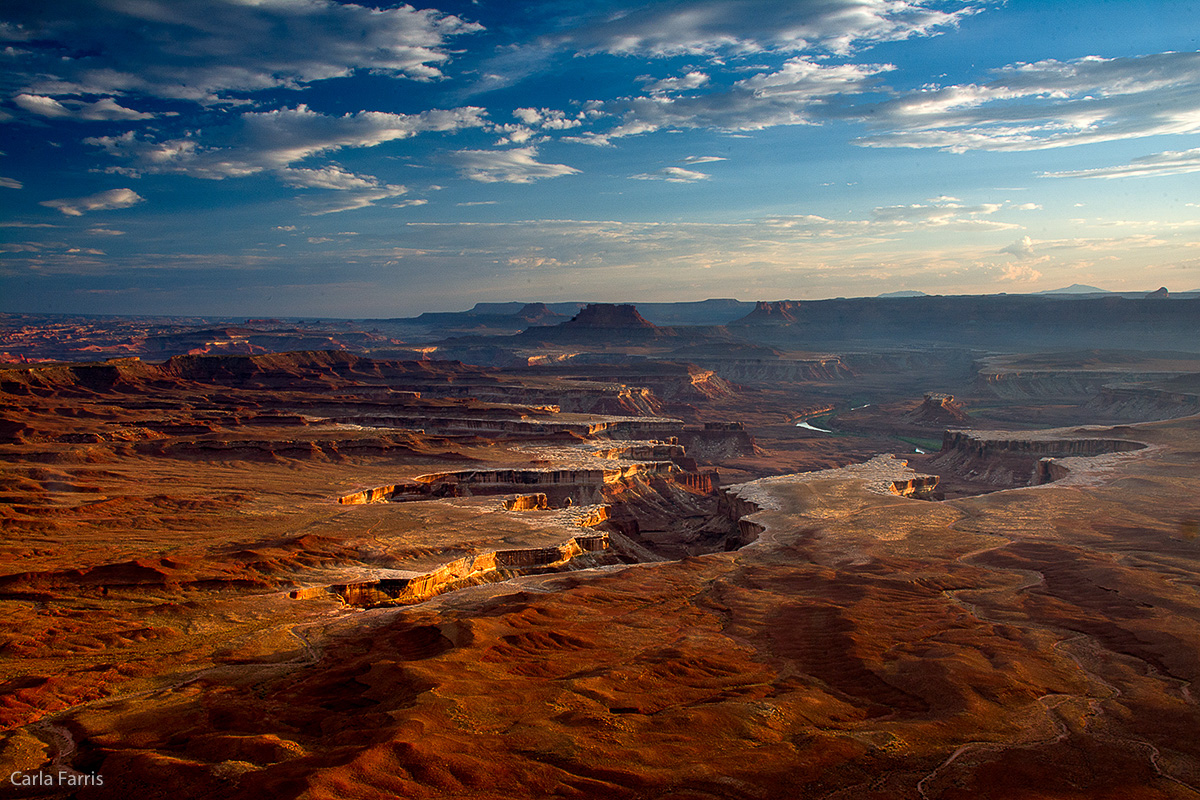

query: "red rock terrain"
left=1, top=336, right=1199, bottom=799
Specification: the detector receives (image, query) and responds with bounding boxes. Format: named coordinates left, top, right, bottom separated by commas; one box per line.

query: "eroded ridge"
left=297, top=532, right=614, bottom=608
left=932, top=427, right=1148, bottom=490
left=338, top=462, right=686, bottom=505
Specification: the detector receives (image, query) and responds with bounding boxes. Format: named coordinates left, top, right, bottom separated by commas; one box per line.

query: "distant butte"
left=514, top=303, right=679, bottom=345
left=563, top=303, right=657, bottom=328
left=729, top=300, right=801, bottom=324
left=905, top=392, right=971, bottom=425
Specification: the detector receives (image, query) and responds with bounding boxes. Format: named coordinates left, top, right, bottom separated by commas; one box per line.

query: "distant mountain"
left=1036, top=284, right=1110, bottom=294
left=877, top=290, right=927, bottom=298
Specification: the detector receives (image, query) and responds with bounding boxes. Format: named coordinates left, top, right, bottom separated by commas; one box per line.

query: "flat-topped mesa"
left=728, top=300, right=801, bottom=325
left=933, top=428, right=1148, bottom=488
left=565, top=303, right=657, bottom=329
left=939, top=430, right=1147, bottom=459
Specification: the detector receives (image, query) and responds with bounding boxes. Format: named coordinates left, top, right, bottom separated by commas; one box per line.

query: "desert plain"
left=1, top=296, right=1200, bottom=799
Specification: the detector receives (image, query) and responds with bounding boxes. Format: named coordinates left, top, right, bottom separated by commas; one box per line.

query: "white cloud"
left=6, top=0, right=483, bottom=104
left=999, top=263, right=1042, bottom=282
left=1000, top=235, right=1036, bottom=259
left=493, top=124, right=537, bottom=145
left=642, top=71, right=711, bottom=94
left=304, top=188, right=412, bottom=215
left=632, top=166, right=711, bottom=182
left=1044, top=147, right=1200, bottom=179
left=449, top=147, right=580, bottom=183
left=87, top=105, right=486, bottom=180
left=573, top=58, right=892, bottom=144
left=0, top=176, right=21, bottom=189
left=500, top=108, right=581, bottom=143
left=1013, top=202, right=1042, bottom=210
left=39, top=187, right=144, bottom=216
left=513, top=108, right=544, bottom=126
left=553, top=0, right=977, bottom=57
left=869, top=197, right=1018, bottom=230
left=279, top=165, right=409, bottom=214
left=683, top=156, right=726, bottom=164
left=14, top=93, right=152, bottom=121
left=279, top=166, right=390, bottom=192
left=857, top=50, right=1200, bottom=152
left=85, top=227, right=125, bottom=236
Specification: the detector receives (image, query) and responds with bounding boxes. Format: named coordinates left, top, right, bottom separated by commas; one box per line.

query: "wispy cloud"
left=5, top=0, right=483, bottom=104
left=641, top=71, right=711, bottom=95
left=571, top=58, right=892, bottom=145
left=856, top=50, right=1200, bottom=152
left=551, top=0, right=978, bottom=57
left=869, top=197, right=1018, bottom=230
left=39, top=187, right=144, bottom=216
left=279, top=166, right=410, bottom=215
left=86, top=105, right=487, bottom=181
left=1044, top=147, right=1200, bottom=179
left=14, top=93, right=153, bottom=121
left=449, top=147, right=580, bottom=183
left=631, top=167, right=711, bottom=182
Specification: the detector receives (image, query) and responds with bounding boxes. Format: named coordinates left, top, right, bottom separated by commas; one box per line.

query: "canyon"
left=1, top=298, right=1199, bottom=799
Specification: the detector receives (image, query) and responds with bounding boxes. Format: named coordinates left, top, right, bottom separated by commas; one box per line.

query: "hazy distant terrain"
left=2, top=298, right=1199, bottom=798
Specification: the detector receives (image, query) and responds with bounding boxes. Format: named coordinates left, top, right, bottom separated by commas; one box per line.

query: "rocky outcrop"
left=339, top=462, right=686, bottom=505
left=679, top=422, right=758, bottom=459
left=0, top=351, right=495, bottom=397
left=888, top=476, right=940, bottom=499
left=1085, top=385, right=1200, bottom=420
left=591, top=442, right=687, bottom=461
left=729, top=301, right=801, bottom=325
left=932, top=430, right=1147, bottom=488
left=904, top=393, right=970, bottom=425
left=976, top=370, right=1188, bottom=401
left=692, top=357, right=852, bottom=384
left=717, top=487, right=769, bottom=548
left=939, top=431, right=1146, bottom=460
left=315, top=534, right=612, bottom=608
left=502, top=493, right=549, bottom=511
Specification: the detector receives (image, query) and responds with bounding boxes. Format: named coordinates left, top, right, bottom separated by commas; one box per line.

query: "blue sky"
left=2, top=0, right=1199, bottom=317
